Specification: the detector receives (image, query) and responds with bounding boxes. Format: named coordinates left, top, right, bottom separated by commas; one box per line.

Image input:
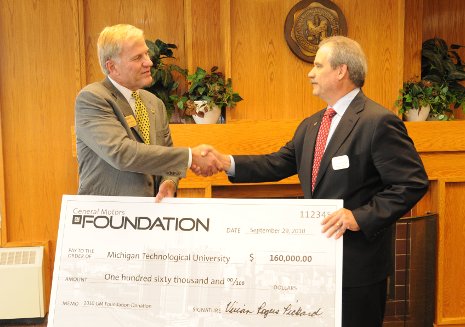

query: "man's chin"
left=142, top=77, right=153, bottom=88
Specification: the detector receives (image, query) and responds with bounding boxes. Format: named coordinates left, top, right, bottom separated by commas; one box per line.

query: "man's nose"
left=143, top=54, right=153, bottom=67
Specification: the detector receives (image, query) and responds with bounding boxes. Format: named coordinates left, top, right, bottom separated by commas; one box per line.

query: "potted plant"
left=421, top=37, right=465, bottom=119
left=144, top=39, right=186, bottom=120
left=395, top=79, right=436, bottom=121
left=171, top=66, right=243, bottom=124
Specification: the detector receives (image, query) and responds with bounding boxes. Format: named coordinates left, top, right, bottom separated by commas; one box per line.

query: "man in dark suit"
left=211, top=36, right=428, bottom=326
left=75, top=24, right=221, bottom=199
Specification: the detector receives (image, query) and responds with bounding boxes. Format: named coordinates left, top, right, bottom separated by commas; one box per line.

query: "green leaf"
left=449, top=70, right=465, bottom=80
left=197, top=86, right=206, bottom=95
left=232, top=93, right=243, bottom=102
left=160, top=70, right=172, bottom=87
left=154, top=69, right=163, bottom=83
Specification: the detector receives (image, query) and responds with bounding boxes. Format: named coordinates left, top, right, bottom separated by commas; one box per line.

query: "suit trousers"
left=342, top=279, right=387, bottom=327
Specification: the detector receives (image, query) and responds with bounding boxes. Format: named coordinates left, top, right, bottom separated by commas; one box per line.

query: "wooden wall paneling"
left=220, top=1, right=232, bottom=79
left=337, top=0, right=404, bottom=112
left=403, top=0, right=423, bottom=81
left=0, top=106, right=5, bottom=245
left=406, top=120, right=465, bottom=184
left=212, top=184, right=303, bottom=199
left=219, top=0, right=232, bottom=121
left=0, top=0, right=83, bottom=313
left=423, top=0, right=465, bottom=120
left=77, top=0, right=87, bottom=91
left=83, top=0, right=187, bottom=85
left=184, top=0, right=233, bottom=119
left=229, top=0, right=405, bottom=122
left=423, top=0, right=465, bottom=45
left=184, top=0, right=194, bottom=73
left=408, top=179, right=437, bottom=217
left=171, top=120, right=299, bottom=156
left=435, top=179, right=465, bottom=325
left=422, top=0, right=439, bottom=40
left=170, top=120, right=301, bottom=188
left=405, top=121, right=465, bottom=153
left=177, top=182, right=212, bottom=198
left=229, top=0, right=319, bottom=121
left=419, top=153, right=465, bottom=181
left=0, top=0, right=81, bottom=248
left=185, top=0, right=223, bottom=73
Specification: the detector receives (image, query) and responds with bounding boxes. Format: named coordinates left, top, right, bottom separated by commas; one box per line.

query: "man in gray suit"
left=209, top=36, right=428, bottom=326
left=75, top=24, right=220, bottom=199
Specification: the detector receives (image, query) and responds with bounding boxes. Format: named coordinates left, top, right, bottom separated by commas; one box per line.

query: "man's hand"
left=191, top=144, right=224, bottom=176
left=321, top=208, right=360, bottom=239
left=155, top=180, right=176, bottom=203
left=190, top=146, right=232, bottom=176
left=209, top=147, right=231, bottom=171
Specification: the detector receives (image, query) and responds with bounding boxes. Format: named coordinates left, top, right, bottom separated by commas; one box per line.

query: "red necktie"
left=312, top=108, right=337, bottom=192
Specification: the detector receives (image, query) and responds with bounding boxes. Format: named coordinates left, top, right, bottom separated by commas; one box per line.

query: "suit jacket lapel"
left=302, top=110, right=324, bottom=197
left=313, top=92, right=365, bottom=191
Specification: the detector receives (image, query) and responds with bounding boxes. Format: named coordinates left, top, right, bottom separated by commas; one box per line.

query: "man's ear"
left=106, top=59, right=117, bottom=75
left=337, top=64, right=348, bottom=80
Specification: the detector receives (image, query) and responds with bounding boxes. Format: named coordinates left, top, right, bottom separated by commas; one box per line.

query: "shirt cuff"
left=188, top=148, right=192, bottom=168
left=226, top=155, right=236, bottom=176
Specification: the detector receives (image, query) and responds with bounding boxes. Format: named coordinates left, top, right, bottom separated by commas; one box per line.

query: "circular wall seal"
left=284, top=0, right=347, bottom=63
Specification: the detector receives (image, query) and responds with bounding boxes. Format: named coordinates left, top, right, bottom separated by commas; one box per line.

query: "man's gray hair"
left=319, top=36, right=368, bottom=87
left=97, top=24, right=145, bottom=75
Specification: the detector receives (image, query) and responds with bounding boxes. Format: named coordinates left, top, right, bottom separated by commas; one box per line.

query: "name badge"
left=125, top=115, right=137, bottom=128
left=332, top=155, right=349, bottom=170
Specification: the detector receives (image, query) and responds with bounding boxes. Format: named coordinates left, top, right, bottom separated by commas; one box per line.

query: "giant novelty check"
left=48, top=195, right=343, bottom=327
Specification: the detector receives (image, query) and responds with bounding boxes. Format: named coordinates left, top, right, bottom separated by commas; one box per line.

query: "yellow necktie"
left=131, top=91, right=150, bottom=144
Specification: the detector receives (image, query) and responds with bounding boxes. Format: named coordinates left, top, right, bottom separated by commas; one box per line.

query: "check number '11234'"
left=300, top=210, right=331, bottom=219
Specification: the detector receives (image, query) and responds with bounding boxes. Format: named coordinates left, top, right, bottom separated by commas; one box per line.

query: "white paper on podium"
left=48, top=195, right=343, bottom=327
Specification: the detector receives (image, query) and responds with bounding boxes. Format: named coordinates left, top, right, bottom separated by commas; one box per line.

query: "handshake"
left=191, top=144, right=230, bottom=177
